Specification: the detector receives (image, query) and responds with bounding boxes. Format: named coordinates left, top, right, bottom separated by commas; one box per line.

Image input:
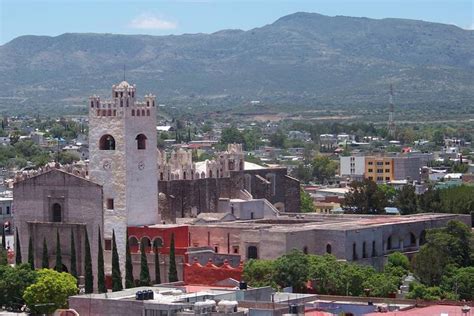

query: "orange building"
left=364, top=156, right=394, bottom=183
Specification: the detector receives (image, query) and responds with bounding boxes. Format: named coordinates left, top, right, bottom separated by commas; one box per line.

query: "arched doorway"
left=52, top=203, right=62, bottom=222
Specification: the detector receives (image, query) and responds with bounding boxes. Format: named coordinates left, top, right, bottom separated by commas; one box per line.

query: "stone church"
left=13, top=81, right=300, bottom=288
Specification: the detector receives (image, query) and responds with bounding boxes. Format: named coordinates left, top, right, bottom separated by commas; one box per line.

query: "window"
left=326, top=244, right=332, bottom=254
left=377, top=169, right=383, bottom=173
left=372, top=241, right=376, bottom=257
left=0, top=207, right=2, bottom=215
left=105, top=239, right=112, bottom=251
left=106, top=199, right=114, bottom=210
left=362, top=242, right=367, bottom=258
left=52, top=203, right=62, bottom=222
left=136, top=134, right=147, bottom=150
left=385, top=169, right=390, bottom=173
left=368, top=161, right=373, bottom=165
left=214, top=246, right=219, bottom=253
left=377, top=161, right=383, bottom=166
left=368, top=168, right=373, bottom=172
left=132, top=109, right=135, bottom=116
left=377, top=176, right=383, bottom=181
left=352, top=243, right=357, bottom=260
left=6, top=206, right=10, bottom=215
left=247, top=246, right=258, bottom=259
left=233, top=246, right=239, bottom=254
left=153, top=238, right=163, bottom=249
left=385, top=177, right=390, bottom=181
left=99, top=135, right=115, bottom=150
left=368, top=176, right=373, bottom=180
left=385, top=162, right=390, bottom=165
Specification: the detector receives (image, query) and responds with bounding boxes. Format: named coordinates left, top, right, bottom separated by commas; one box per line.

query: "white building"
left=340, top=156, right=365, bottom=178
left=88, top=81, right=159, bottom=276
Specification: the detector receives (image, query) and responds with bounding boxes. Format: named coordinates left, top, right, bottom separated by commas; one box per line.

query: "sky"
left=0, top=0, right=473, bottom=44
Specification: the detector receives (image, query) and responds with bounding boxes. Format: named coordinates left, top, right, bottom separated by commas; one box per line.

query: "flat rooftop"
left=191, top=213, right=464, bottom=233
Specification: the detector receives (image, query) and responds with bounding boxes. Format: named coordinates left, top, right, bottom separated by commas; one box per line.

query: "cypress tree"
left=125, top=234, right=134, bottom=288
left=97, top=227, right=106, bottom=293
left=139, top=240, right=150, bottom=286
left=111, top=230, right=123, bottom=291
left=1, top=226, right=5, bottom=249
left=168, top=233, right=178, bottom=282
left=15, top=228, right=21, bottom=265
left=0, top=247, right=7, bottom=265
left=28, top=235, right=34, bottom=270
left=54, top=230, right=62, bottom=272
left=70, top=229, right=77, bottom=279
left=84, top=228, right=93, bottom=294
left=154, top=246, right=161, bottom=284
left=41, top=237, right=49, bottom=268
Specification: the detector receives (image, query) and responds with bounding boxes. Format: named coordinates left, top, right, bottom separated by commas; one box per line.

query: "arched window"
left=387, top=236, right=392, bottom=250
left=136, top=134, right=147, bottom=150
left=146, top=109, right=150, bottom=116
left=99, top=135, right=115, bottom=150
left=141, top=237, right=151, bottom=253
left=409, top=232, right=416, bottom=246
left=247, top=246, right=258, bottom=259
left=326, top=244, right=332, bottom=254
left=153, top=238, right=163, bottom=250
left=52, top=203, right=62, bottom=222
left=362, top=242, right=367, bottom=258
left=142, top=110, right=145, bottom=116
left=137, top=110, right=141, bottom=116
left=129, top=236, right=139, bottom=253
left=132, top=109, right=135, bottom=116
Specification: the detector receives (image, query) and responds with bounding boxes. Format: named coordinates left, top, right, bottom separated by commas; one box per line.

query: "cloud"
left=129, top=14, right=177, bottom=30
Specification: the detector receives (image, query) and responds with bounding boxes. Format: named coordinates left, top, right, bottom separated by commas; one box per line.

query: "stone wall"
left=159, top=167, right=301, bottom=222
left=13, top=169, right=103, bottom=285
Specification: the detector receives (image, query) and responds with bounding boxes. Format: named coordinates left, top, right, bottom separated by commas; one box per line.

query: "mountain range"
left=1, top=12, right=473, bottom=114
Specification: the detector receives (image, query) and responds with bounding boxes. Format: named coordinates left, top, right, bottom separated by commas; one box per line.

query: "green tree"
left=84, top=228, right=93, bottom=294
left=0, top=247, right=7, bottom=266
left=0, top=264, right=37, bottom=311
left=362, top=273, right=399, bottom=297
left=273, top=249, right=309, bottom=292
left=312, top=156, right=338, bottom=184
left=386, top=252, right=410, bottom=272
left=125, top=234, right=134, bottom=288
left=342, top=179, right=388, bottom=214
left=220, top=127, right=244, bottom=145
left=243, top=259, right=276, bottom=288
left=269, top=130, right=287, bottom=148
left=97, top=227, right=106, bottom=293
left=28, top=236, right=34, bottom=270
left=70, top=229, right=77, bottom=279
left=292, top=164, right=313, bottom=183
left=413, top=220, right=473, bottom=286
left=1, top=226, right=5, bottom=249
left=406, top=282, right=456, bottom=301
left=54, top=230, right=62, bottom=272
left=139, top=240, right=151, bottom=286
left=168, top=233, right=178, bottom=282
left=111, top=230, right=123, bottom=291
left=418, top=186, right=441, bottom=213
left=41, top=237, right=49, bottom=269
left=154, top=247, right=161, bottom=284
left=394, top=185, right=418, bottom=215
left=15, top=228, right=22, bottom=265
left=300, top=187, right=315, bottom=213
left=440, top=266, right=474, bottom=300
left=23, top=269, right=78, bottom=315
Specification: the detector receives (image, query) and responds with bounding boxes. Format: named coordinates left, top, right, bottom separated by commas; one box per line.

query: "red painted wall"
left=127, top=225, right=189, bottom=256
left=184, top=258, right=243, bottom=286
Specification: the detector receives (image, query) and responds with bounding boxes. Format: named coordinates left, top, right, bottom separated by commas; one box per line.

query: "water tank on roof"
left=218, top=300, right=238, bottom=314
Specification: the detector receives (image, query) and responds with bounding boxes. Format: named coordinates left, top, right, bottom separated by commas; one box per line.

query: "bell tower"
left=88, top=81, right=159, bottom=276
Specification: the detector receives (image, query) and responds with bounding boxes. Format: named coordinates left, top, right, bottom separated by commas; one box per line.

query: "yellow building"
left=365, top=156, right=394, bottom=183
